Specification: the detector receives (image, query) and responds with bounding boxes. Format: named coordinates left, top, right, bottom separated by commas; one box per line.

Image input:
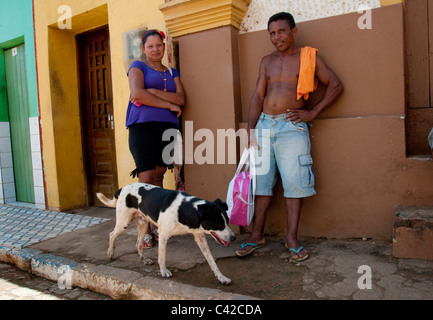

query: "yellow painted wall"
left=34, top=0, right=170, bottom=210
left=380, top=0, right=402, bottom=6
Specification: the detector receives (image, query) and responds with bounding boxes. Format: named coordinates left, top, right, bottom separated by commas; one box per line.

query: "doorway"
left=77, top=27, right=118, bottom=205
left=4, top=44, right=35, bottom=204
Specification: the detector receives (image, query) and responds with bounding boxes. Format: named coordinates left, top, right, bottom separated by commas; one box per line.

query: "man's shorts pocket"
left=298, top=154, right=315, bottom=189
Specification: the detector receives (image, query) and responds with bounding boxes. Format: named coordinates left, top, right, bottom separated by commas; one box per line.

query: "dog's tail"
left=96, top=188, right=122, bottom=208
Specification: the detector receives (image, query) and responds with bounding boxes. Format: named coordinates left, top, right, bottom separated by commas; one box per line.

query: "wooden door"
left=4, top=44, right=35, bottom=203
left=78, top=28, right=118, bottom=205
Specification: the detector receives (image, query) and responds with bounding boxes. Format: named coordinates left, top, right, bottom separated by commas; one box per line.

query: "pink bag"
left=226, top=148, right=256, bottom=227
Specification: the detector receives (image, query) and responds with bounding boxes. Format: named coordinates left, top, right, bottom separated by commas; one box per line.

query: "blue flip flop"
left=236, top=241, right=266, bottom=257
left=286, top=245, right=309, bottom=262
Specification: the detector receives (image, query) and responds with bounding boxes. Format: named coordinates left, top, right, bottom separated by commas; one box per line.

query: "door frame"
left=4, top=44, right=35, bottom=204
left=76, top=26, right=118, bottom=206
left=0, top=41, right=45, bottom=209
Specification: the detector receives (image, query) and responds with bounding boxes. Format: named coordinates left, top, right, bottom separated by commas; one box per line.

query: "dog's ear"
left=198, top=203, right=224, bottom=231
left=198, top=204, right=212, bottom=218
left=213, top=199, right=228, bottom=211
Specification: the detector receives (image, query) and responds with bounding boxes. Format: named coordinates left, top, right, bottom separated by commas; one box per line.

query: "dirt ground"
left=91, top=232, right=311, bottom=300
left=173, top=248, right=309, bottom=300
left=28, top=206, right=312, bottom=300
left=27, top=207, right=433, bottom=300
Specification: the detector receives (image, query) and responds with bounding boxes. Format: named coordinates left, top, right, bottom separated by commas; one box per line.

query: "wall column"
left=160, top=0, right=251, bottom=203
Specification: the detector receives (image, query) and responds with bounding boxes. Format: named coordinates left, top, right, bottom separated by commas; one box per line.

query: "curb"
left=0, top=245, right=259, bottom=300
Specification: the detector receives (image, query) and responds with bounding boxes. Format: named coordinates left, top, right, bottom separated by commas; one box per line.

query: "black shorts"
left=128, top=121, right=178, bottom=176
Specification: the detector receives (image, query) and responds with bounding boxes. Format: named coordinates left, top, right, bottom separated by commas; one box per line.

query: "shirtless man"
left=236, top=12, right=343, bottom=261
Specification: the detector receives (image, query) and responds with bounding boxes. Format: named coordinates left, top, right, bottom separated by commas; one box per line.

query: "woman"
left=127, top=29, right=185, bottom=248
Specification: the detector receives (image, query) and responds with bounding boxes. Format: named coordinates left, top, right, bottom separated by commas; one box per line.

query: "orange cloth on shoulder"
left=297, top=46, right=318, bottom=101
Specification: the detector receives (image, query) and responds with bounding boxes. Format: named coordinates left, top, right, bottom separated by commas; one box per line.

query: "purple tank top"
left=125, top=60, right=180, bottom=128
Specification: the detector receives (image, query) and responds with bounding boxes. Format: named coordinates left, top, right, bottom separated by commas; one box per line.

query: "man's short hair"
left=268, top=12, right=296, bottom=30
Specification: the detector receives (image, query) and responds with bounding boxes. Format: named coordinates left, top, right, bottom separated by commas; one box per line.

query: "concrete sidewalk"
left=1, top=204, right=433, bottom=300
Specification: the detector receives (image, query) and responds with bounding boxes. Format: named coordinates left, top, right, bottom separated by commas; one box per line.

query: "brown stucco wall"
left=176, top=26, right=242, bottom=208
left=175, top=4, right=433, bottom=240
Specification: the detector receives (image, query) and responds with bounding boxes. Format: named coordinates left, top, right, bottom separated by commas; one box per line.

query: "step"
left=393, top=206, right=433, bottom=261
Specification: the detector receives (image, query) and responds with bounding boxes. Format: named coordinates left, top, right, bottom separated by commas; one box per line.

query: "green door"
left=4, top=44, right=35, bottom=203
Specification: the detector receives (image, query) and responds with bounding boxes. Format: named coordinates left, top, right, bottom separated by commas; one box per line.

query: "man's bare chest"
left=266, top=56, right=300, bottom=83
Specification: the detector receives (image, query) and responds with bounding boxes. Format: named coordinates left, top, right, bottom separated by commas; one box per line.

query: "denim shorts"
left=254, top=113, right=316, bottom=198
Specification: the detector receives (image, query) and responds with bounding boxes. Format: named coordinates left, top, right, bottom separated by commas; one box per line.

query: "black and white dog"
left=97, top=183, right=236, bottom=285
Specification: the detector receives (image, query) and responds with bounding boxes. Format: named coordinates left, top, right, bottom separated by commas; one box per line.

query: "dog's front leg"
left=158, top=234, right=172, bottom=278
left=193, top=233, right=231, bottom=285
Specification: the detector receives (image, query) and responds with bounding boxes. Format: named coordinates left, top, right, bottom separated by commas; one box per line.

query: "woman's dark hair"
left=142, top=29, right=166, bottom=46
left=268, top=12, right=296, bottom=30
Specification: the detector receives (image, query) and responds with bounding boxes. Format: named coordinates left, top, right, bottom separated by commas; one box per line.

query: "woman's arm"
left=129, top=67, right=182, bottom=116
left=147, top=77, right=185, bottom=106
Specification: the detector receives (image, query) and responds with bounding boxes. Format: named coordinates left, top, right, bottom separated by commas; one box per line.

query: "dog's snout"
left=230, top=235, right=236, bottom=242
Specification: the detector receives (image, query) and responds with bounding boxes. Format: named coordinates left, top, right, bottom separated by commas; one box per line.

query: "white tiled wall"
left=29, top=116, right=46, bottom=209
left=0, top=122, right=15, bottom=204
left=0, top=118, right=45, bottom=209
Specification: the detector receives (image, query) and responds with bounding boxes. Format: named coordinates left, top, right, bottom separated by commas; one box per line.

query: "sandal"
left=236, top=240, right=266, bottom=257
left=285, top=243, right=309, bottom=262
left=142, top=234, right=153, bottom=249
